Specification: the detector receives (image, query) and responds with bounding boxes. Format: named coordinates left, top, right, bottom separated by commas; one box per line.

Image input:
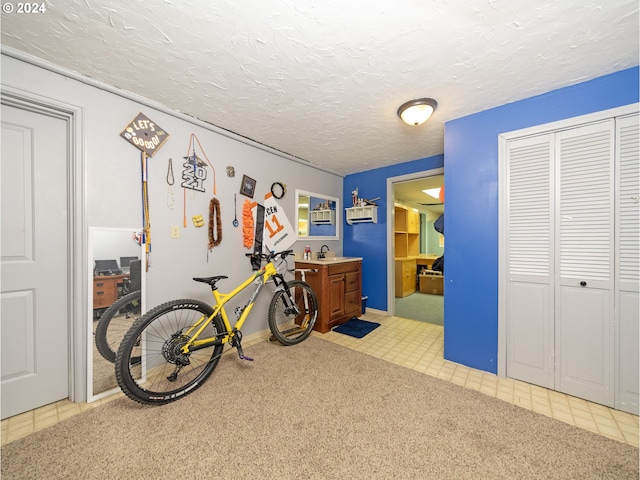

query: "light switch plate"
left=171, top=226, right=180, bottom=239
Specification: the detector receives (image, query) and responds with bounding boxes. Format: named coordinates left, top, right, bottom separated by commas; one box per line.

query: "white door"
left=616, top=114, right=639, bottom=415
left=504, top=112, right=639, bottom=411
left=1, top=104, right=70, bottom=419
left=555, top=121, right=614, bottom=406
left=505, top=134, right=555, bottom=389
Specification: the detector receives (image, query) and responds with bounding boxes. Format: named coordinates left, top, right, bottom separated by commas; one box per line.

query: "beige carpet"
left=2, top=336, right=638, bottom=479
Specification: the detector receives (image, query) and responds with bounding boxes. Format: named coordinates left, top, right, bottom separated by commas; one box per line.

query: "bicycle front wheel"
left=95, top=290, right=142, bottom=363
left=115, top=299, right=225, bottom=405
left=268, top=280, right=318, bottom=345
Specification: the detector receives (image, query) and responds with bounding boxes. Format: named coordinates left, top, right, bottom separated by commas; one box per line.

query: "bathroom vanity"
left=294, top=257, right=363, bottom=333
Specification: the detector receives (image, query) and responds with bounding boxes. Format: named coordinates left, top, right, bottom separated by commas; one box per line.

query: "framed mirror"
left=295, top=189, right=340, bottom=240
left=88, top=227, right=145, bottom=402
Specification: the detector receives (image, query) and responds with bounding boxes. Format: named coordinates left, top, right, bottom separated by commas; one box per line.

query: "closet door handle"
left=580, top=281, right=587, bottom=287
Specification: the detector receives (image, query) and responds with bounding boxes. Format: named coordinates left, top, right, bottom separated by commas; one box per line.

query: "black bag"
left=432, top=255, right=444, bottom=273
left=434, top=214, right=444, bottom=235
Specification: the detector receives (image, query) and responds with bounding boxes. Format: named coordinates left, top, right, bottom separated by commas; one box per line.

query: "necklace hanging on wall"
left=166, top=157, right=175, bottom=210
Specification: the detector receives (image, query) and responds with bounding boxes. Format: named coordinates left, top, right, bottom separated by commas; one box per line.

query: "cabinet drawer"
left=328, top=262, right=359, bottom=275
left=344, top=272, right=360, bottom=292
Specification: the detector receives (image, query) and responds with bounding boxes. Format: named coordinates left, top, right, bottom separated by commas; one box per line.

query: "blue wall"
left=344, top=66, right=639, bottom=374
left=343, top=155, right=444, bottom=311
left=308, top=196, right=337, bottom=237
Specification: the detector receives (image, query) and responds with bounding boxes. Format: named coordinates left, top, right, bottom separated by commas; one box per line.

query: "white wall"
left=2, top=52, right=343, bottom=338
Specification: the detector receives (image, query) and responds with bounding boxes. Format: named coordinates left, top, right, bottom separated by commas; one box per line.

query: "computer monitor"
left=120, top=256, right=139, bottom=268
left=94, top=259, right=121, bottom=275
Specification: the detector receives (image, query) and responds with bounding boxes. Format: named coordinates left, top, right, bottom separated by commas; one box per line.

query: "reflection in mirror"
left=88, top=227, right=144, bottom=401
left=295, top=189, right=340, bottom=240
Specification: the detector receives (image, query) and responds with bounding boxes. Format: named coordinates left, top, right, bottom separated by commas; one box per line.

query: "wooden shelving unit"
left=394, top=205, right=420, bottom=257
left=394, top=205, right=421, bottom=297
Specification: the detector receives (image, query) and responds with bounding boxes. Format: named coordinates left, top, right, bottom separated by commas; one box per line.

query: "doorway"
left=386, top=169, right=444, bottom=325
left=1, top=90, right=84, bottom=418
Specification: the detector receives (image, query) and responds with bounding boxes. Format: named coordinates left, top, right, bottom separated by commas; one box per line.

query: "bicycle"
left=114, top=249, right=318, bottom=405
left=94, top=259, right=143, bottom=363
left=95, top=290, right=141, bottom=363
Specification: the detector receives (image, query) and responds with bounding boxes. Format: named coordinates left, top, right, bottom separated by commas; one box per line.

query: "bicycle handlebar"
left=245, top=249, right=294, bottom=261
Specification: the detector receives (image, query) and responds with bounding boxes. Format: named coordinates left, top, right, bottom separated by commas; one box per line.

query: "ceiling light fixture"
left=397, top=98, right=438, bottom=126
left=422, top=188, right=442, bottom=199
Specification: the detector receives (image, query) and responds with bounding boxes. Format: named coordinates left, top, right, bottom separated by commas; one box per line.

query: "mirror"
left=295, top=189, right=340, bottom=240
left=88, top=227, right=145, bottom=401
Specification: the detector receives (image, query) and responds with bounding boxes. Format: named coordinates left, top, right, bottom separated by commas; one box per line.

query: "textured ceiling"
left=1, top=0, right=638, bottom=176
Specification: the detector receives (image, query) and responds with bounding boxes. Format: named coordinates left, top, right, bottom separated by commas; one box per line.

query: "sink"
left=297, top=255, right=362, bottom=264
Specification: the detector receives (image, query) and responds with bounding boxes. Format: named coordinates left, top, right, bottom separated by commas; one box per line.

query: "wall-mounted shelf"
left=310, top=209, right=335, bottom=225
left=346, top=206, right=378, bottom=224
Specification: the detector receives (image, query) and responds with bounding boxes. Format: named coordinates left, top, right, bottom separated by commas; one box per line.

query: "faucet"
left=318, top=244, right=330, bottom=259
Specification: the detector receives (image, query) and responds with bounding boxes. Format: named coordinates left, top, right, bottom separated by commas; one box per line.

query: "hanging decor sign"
left=120, top=112, right=170, bottom=271
left=120, top=112, right=170, bottom=157
left=261, top=192, right=296, bottom=251
left=181, top=153, right=208, bottom=192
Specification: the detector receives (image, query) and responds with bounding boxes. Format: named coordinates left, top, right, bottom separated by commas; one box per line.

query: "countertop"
left=294, top=256, right=363, bottom=265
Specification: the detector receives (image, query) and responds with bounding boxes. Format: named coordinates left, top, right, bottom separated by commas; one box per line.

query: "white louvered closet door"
left=505, top=134, right=555, bottom=389
left=555, top=121, right=615, bottom=406
left=616, top=114, right=639, bottom=415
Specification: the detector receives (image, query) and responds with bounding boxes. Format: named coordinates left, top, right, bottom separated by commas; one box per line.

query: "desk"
left=394, top=255, right=440, bottom=297
left=93, top=274, right=128, bottom=309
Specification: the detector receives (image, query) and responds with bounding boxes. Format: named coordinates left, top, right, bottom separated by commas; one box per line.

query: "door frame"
left=1, top=85, right=86, bottom=402
left=497, top=102, right=639, bottom=379
left=386, top=167, right=444, bottom=316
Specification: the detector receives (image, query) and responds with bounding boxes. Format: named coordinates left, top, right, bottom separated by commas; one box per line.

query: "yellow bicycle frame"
left=180, top=261, right=280, bottom=353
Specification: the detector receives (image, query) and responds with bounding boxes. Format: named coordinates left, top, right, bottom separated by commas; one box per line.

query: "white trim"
left=1, top=45, right=342, bottom=177
left=499, top=104, right=639, bottom=142
left=87, top=227, right=145, bottom=403
left=386, top=168, right=444, bottom=316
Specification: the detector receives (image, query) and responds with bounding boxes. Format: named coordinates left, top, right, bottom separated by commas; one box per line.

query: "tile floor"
left=2, top=310, right=639, bottom=448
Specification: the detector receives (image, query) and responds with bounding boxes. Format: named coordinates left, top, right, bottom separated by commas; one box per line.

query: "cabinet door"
left=407, top=210, right=420, bottom=234
left=328, top=274, right=345, bottom=320
left=401, top=261, right=417, bottom=297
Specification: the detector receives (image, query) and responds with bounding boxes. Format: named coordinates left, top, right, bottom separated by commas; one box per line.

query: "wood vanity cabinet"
left=295, top=260, right=362, bottom=333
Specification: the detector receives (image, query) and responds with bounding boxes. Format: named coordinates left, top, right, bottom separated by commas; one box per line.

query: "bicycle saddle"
left=193, top=276, right=228, bottom=289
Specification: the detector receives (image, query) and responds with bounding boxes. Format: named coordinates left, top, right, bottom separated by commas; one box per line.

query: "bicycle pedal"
left=236, top=343, right=254, bottom=361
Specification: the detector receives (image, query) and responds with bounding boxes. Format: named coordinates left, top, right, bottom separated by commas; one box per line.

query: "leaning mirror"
left=88, top=227, right=145, bottom=401
left=295, top=189, right=340, bottom=240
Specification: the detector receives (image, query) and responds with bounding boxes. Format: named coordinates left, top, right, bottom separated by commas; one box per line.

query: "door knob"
left=580, top=281, right=587, bottom=287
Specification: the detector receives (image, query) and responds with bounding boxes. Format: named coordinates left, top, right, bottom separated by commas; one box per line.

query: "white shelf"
left=346, top=206, right=378, bottom=224
left=310, top=209, right=335, bottom=225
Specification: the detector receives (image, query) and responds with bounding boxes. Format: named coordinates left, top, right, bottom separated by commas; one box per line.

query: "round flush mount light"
left=397, top=98, right=438, bottom=126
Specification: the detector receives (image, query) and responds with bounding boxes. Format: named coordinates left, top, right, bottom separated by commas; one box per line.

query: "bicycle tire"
left=95, top=290, right=142, bottom=363
left=115, top=299, right=225, bottom=405
left=268, top=280, right=318, bottom=345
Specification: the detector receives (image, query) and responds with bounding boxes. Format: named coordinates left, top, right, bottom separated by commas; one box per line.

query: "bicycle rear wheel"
left=268, top=280, right=318, bottom=345
left=115, top=299, right=225, bottom=405
left=95, top=290, right=142, bottom=363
